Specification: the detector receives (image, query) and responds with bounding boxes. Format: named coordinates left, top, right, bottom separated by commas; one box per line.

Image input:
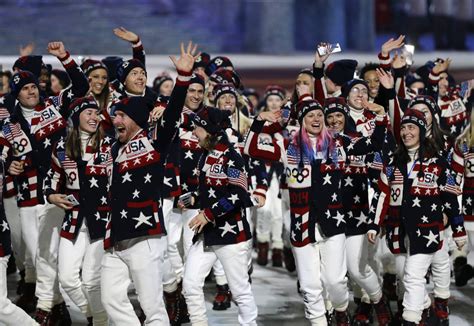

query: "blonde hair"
left=456, top=112, right=474, bottom=149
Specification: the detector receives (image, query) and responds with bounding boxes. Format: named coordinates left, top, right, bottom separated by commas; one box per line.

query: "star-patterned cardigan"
left=244, top=116, right=387, bottom=247
left=0, top=53, right=89, bottom=207
left=371, top=156, right=466, bottom=255
left=451, top=141, right=474, bottom=228
left=44, top=135, right=113, bottom=241
left=0, top=163, right=12, bottom=257
left=104, top=75, right=189, bottom=249
left=196, top=133, right=253, bottom=246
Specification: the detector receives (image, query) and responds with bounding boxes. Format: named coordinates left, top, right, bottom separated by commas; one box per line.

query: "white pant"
left=19, top=206, right=41, bottom=283
left=320, top=233, right=349, bottom=311
left=256, top=174, right=283, bottom=249
left=36, top=203, right=65, bottom=310
left=430, top=238, right=450, bottom=299
left=163, top=200, right=196, bottom=282
left=292, top=243, right=327, bottom=325
left=101, top=237, right=169, bottom=326
left=0, top=256, right=38, bottom=325
left=58, top=227, right=107, bottom=325
left=346, top=234, right=382, bottom=303
left=183, top=240, right=257, bottom=326
left=4, top=197, right=25, bottom=271
left=281, top=189, right=292, bottom=248
left=398, top=252, right=434, bottom=323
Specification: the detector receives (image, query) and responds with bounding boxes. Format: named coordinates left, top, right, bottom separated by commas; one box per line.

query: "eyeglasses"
left=350, top=87, right=368, bottom=96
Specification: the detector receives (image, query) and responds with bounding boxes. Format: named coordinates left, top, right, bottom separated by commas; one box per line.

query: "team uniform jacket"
left=44, top=135, right=113, bottom=241
left=244, top=115, right=387, bottom=247
left=427, top=71, right=469, bottom=137
left=196, top=133, right=253, bottom=246
left=0, top=53, right=88, bottom=207
left=0, top=162, right=12, bottom=257
left=104, top=77, right=189, bottom=249
left=451, top=141, right=474, bottom=228
left=371, top=156, right=466, bottom=255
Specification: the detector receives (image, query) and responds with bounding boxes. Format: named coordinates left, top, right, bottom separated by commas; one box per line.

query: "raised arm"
left=47, top=42, right=89, bottom=112
left=113, top=27, right=145, bottom=66
left=243, top=111, right=284, bottom=163
left=154, top=41, right=200, bottom=154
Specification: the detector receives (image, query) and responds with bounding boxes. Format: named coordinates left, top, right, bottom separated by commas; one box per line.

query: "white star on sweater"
left=412, top=197, right=421, bottom=207
left=43, top=138, right=51, bottom=148
left=185, top=151, right=193, bottom=160
left=421, top=216, right=429, bottom=223
left=332, top=211, right=345, bottom=227
left=89, top=177, right=98, bottom=188
left=423, top=231, right=439, bottom=247
left=208, top=188, right=216, bottom=198
left=163, top=177, right=172, bottom=187
left=120, top=210, right=128, bottom=219
left=323, top=175, right=332, bottom=185
left=456, top=225, right=464, bottom=233
left=100, top=196, right=107, bottom=205
left=1, top=220, right=9, bottom=232
left=122, top=172, right=132, bottom=183
left=431, top=203, right=437, bottom=211
left=219, top=222, right=237, bottom=237
left=355, top=212, right=368, bottom=227
left=354, top=195, right=360, bottom=203
left=133, top=212, right=152, bottom=228
left=344, top=176, right=353, bottom=187
left=132, top=189, right=140, bottom=198
left=331, top=193, right=337, bottom=202
left=144, top=173, right=152, bottom=183
left=228, top=194, right=239, bottom=204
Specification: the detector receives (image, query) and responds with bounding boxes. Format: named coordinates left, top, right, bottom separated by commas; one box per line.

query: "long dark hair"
left=65, top=125, right=103, bottom=161
left=393, top=136, right=439, bottom=177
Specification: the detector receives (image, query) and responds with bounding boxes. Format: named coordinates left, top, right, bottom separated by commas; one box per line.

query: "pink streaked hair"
left=293, top=121, right=335, bottom=161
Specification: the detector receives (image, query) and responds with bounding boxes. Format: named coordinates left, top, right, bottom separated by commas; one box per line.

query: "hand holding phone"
left=65, top=194, right=80, bottom=206
left=317, top=43, right=342, bottom=56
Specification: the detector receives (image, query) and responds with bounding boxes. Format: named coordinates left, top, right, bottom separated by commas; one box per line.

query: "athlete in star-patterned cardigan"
left=104, top=46, right=196, bottom=249
left=0, top=46, right=89, bottom=207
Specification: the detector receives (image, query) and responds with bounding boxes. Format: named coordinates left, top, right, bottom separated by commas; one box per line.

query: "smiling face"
left=159, top=80, right=174, bottom=97
left=124, top=67, right=146, bottom=95
left=18, top=83, right=40, bottom=108
left=363, top=70, right=379, bottom=99
left=438, top=72, right=449, bottom=97
left=411, top=103, right=433, bottom=129
left=347, top=84, right=368, bottom=109
left=50, top=75, right=63, bottom=94
left=296, top=73, right=314, bottom=94
left=88, top=68, right=108, bottom=95
left=266, top=95, right=283, bottom=113
left=303, top=110, right=325, bottom=136
left=326, top=111, right=345, bottom=133
left=112, top=110, right=141, bottom=143
left=184, top=83, right=205, bottom=111
left=79, top=108, right=100, bottom=134
left=400, top=122, right=420, bottom=149
left=216, top=93, right=237, bottom=113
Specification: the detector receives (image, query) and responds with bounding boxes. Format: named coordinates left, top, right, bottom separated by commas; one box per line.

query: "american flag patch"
left=445, top=172, right=460, bottom=194
left=3, top=123, right=23, bottom=142
left=228, top=168, right=248, bottom=190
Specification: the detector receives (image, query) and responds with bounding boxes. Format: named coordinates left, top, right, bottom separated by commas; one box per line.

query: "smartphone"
left=317, top=43, right=342, bottom=56
left=402, top=44, right=415, bottom=66
left=65, top=194, right=80, bottom=206
left=178, top=192, right=194, bottom=208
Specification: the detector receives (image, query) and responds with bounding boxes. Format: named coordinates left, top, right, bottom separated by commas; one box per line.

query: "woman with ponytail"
left=244, top=92, right=387, bottom=326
